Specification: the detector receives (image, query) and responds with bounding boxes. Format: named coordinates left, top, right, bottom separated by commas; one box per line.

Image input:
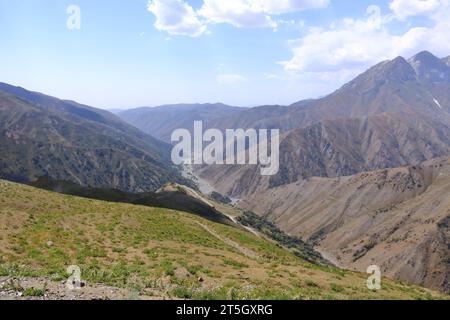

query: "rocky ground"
left=0, top=277, right=165, bottom=300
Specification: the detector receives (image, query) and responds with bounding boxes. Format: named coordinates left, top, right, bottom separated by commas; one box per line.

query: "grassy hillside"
left=0, top=180, right=447, bottom=300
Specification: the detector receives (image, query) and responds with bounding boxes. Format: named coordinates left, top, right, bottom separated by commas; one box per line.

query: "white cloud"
left=282, top=4, right=450, bottom=73
left=147, top=0, right=329, bottom=35
left=198, top=0, right=328, bottom=29
left=198, top=0, right=276, bottom=28
left=147, top=0, right=207, bottom=37
left=390, top=0, right=444, bottom=20
left=216, top=74, right=248, bottom=84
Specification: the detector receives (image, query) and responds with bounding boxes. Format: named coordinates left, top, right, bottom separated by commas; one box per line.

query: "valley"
left=119, top=51, right=450, bottom=294
left=3, top=0, right=450, bottom=303
left=0, top=180, right=446, bottom=300
left=1, top=51, right=449, bottom=299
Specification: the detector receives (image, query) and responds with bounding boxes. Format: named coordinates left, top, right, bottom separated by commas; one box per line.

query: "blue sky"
left=0, top=0, right=449, bottom=109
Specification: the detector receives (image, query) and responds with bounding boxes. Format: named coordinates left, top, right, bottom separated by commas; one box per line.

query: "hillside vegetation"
left=0, top=180, right=446, bottom=300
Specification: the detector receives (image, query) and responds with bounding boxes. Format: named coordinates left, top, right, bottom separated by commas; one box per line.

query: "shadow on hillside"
left=29, top=177, right=234, bottom=227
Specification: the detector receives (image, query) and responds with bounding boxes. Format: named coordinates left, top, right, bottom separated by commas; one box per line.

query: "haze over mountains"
left=120, top=103, right=242, bottom=142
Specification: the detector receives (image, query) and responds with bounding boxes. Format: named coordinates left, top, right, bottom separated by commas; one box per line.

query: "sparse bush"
left=330, top=283, right=344, bottom=293
left=23, top=287, right=45, bottom=297
left=161, top=260, right=175, bottom=276
left=186, top=264, right=202, bottom=276
left=171, top=286, right=192, bottom=299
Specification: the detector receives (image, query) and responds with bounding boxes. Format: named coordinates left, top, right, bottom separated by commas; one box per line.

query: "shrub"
left=171, top=286, right=192, bottom=299
left=330, top=283, right=344, bottom=293
left=161, top=260, right=175, bottom=276
left=23, top=287, right=45, bottom=297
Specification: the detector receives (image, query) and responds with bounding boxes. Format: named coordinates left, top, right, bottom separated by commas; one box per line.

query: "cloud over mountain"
left=282, top=2, right=450, bottom=76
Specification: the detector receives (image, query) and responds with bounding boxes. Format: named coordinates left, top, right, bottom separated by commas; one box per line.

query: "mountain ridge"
left=120, top=103, right=242, bottom=142
left=239, top=157, right=450, bottom=293
left=185, top=51, right=450, bottom=293
left=0, top=83, right=188, bottom=192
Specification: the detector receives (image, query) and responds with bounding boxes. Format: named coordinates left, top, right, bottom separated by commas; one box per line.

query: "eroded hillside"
left=240, top=157, right=450, bottom=293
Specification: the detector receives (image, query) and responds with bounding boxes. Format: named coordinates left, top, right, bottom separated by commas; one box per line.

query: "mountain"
left=198, top=111, right=450, bottom=197
left=117, top=52, right=450, bottom=137
left=444, top=56, right=450, bottom=67
left=194, top=52, right=450, bottom=196
left=239, top=157, right=450, bottom=293
left=408, top=51, right=450, bottom=84
left=200, top=54, right=450, bottom=134
left=189, top=52, right=450, bottom=292
left=0, top=83, right=187, bottom=192
left=200, top=121, right=450, bottom=199
left=107, top=108, right=127, bottom=115
left=118, top=54, right=450, bottom=196
left=0, top=179, right=446, bottom=299
left=310, top=55, right=450, bottom=117
left=119, top=103, right=242, bottom=143
left=220, top=54, right=450, bottom=133
left=272, top=112, right=450, bottom=186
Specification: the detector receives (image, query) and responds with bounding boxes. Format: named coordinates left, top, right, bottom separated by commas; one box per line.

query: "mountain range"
left=119, top=103, right=242, bottom=142
left=0, top=82, right=187, bottom=192
left=0, top=51, right=449, bottom=295
left=239, top=157, right=450, bottom=293
left=118, top=51, right=450, bottom=293
left=191, top=52, right=450, bottom=197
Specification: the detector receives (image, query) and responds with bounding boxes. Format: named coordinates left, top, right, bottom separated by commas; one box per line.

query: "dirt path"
left=195, top=222, right=259, bottom=260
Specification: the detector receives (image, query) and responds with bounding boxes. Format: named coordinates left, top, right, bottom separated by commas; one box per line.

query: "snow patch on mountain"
left=433, top=98, right=443, bottom=110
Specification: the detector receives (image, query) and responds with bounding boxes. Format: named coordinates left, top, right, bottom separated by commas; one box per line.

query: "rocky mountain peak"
left=408, top=51, right=450, bottom=83
left=338, top=56, right=417, bottom=94
left=382, top=56, right=418, bottom=81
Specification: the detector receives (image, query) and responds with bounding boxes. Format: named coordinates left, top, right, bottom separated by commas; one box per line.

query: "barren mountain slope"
left=121, top=53, right=450, bottom=142
left=239, top=157, right=450, bottom=293
left=196, top=111, right=450, bottom=198
left=194, top=52, right=450, bottom=198
left=205, top=52, right=450, bottom=133
left=192, top=52, right=450, bottom=294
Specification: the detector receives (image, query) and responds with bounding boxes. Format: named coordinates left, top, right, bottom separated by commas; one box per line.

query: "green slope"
left=0, top=180, right=447, bottom=300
